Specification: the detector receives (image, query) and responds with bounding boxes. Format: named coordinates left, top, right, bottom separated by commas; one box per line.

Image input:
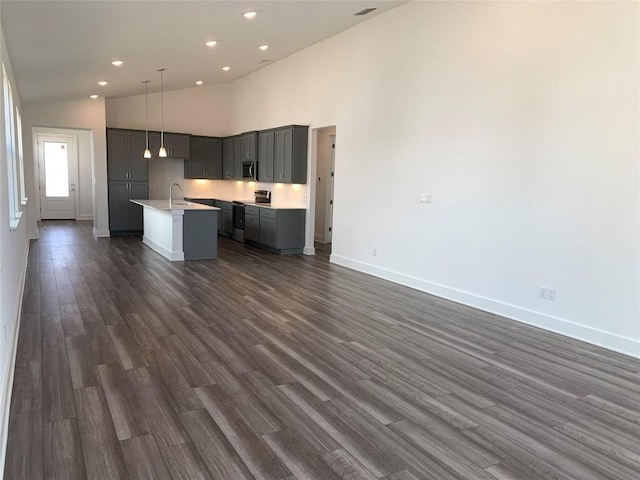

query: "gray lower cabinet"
left=216, top=200, right=233, bottom=237
left=245, top=206, right=260, bottom=242
left=108, top=181, right=148, bottom=234
left=245, top=205, right=305, bottom=254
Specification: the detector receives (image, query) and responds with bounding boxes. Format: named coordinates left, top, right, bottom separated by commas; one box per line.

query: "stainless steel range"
left=254, top=189, right=271, bottom=204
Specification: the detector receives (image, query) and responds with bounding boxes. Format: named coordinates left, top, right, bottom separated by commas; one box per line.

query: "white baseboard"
left=92, top=227, right=110, bottom=238
left=142, top=236, right=184, bottom=261
left=28, top=228, right=39, bottom=240
left=330, top=254, right=640, bottom=359
left=0, top=242, right=30, bottom=475
left=303, top=246, right=316, bottom=255
left=77, top=215, right=93, bottom=221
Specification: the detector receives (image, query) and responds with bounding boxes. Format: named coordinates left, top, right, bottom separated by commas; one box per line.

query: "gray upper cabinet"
left=274, top=126, right=308, bottom=184
left=233, top=136, right=243, bottom=180
left=222, top=137, right=234, bottom=179
left=258, top=130, right=275, bottom=182
left=107, top=129, right=148, bottom=182
left=185, top=136, right=222, bottom=179
left=241, top=131, right=258, bottom=161
left=168, top=133, right=190, bottom=159
left=107, top=128, right=149, bottom=234
left=149, top=131, right=191, bottom=159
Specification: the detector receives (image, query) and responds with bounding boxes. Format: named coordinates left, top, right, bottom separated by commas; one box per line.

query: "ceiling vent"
left=354, top=8, right=377, bottom=16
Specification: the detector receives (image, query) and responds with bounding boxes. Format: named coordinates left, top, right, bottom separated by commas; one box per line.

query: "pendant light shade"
left=142, top=80, right=151, bottom=158
left=158, top=68, right=167, bottom=157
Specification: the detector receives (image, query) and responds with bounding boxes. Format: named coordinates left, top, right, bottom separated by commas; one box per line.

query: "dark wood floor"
left=5, top=220, right=640, bottom=480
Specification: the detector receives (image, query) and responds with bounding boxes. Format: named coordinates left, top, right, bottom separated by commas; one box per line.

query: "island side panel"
left=142, top=207, right=185, bottom=261
left=183, top=210, right=218, bottom=260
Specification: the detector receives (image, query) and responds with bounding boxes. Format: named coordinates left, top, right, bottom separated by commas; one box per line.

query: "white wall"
left=228, top=1, right=640, bottom=356
left=106, top=83, right=232, bottom=136
left=22, top=99, right=108, bottom=237
left=0, top=25, right=30, bottom=475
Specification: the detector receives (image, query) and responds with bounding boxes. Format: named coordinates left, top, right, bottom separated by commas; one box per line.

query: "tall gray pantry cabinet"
left=107, top=129, right=149, bottom=234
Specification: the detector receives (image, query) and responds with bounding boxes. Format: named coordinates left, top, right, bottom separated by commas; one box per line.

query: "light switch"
left=420, top=193, right=432, bottom=203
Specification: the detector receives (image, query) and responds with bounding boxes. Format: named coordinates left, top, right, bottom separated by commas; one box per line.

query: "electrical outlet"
left=548, top=289, right=556, bottom=301
left=419, top=193, right=432, bottom=203
left=539, top=287, right=547, bottom=300
left=373, top=248, right=377, bottom=257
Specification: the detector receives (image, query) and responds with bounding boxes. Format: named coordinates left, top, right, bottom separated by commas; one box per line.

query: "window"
left=15, top=109, right=26, bottom=205
left=2, top=62, right=23, bottom=228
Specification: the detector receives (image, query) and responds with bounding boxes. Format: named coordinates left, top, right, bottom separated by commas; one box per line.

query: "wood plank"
left=160, top=442, right=212, bottom=480
left=128, top=367, right=186, bottom=448
left=74, top=385, right=129, bottom=480
left=66, top=336, right=100, bottom=389
left=42, top=352, right=76, bottom=422
left=180, top=408, right=255, bottom=480
left=121, top=434, right=172, bottom=480
left=107, top=324, right=149, bottom=370
left=97, top=363, right=150, bottom=441
left=43, top=418, right=85, bottom=480
left=195, top=385, right=292, bottom=480
left=61, top=304, right=86, bottom=337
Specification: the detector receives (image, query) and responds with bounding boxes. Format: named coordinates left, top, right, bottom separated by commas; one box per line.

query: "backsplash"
left=183, top=179, right=308, bottom=205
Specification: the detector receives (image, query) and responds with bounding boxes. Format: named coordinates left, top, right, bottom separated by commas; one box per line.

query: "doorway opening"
left=37, top=135, right=78, bottom=219
left=313, top=126, right=336, bottom=259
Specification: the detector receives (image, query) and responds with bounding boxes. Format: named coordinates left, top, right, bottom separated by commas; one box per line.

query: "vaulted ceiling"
left=2, top=0, right=405, bottom=106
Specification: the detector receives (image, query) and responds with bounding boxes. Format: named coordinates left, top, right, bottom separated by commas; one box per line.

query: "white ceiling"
left=1, top=0, right=405, bottom=106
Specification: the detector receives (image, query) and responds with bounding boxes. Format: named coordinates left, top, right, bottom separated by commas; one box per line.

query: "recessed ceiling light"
left=89, top=94, right=98, bottom=99
left=98, top=81, right=108, bottom=86
left=259, top=45, right=269, bottom=51
left=111, top=60, right=123, bottom=66
left=205, top=40, right=217, bottom=47
left=196, top=80, right=203, bottom=85
left=222, top=66, right=231, bottom=71
left=243, top=11, right=257, bottom=19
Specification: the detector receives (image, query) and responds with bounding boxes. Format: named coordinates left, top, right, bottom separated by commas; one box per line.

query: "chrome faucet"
left=169, top=183, right=182, bottom=206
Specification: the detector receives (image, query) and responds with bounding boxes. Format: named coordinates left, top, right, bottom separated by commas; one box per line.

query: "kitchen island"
left=130, top=200, right=220, bottom=261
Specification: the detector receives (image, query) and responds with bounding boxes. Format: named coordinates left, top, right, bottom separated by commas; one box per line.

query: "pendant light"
left=157, top=68, right=167, bottom=157
left=142, top=80, right=151, bottom=158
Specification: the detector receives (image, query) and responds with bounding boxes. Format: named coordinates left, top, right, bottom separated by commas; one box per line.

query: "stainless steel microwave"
left=242, top=161, right=257, bottom=180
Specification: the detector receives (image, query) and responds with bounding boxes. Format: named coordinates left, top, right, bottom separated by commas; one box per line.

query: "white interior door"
left=38, top=135, right=77, bottom=219
left=327, top=134, right=336, bottom=243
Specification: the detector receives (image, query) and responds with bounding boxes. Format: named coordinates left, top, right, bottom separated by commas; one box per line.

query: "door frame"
left=325, top=134, right=336, bottom=243
left=34, top=130, right=79, bottom=221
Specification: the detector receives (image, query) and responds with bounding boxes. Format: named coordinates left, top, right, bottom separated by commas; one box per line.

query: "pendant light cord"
left=159, top=68, right=165, bottom=147
left=143, top=80, right=150, bottom=149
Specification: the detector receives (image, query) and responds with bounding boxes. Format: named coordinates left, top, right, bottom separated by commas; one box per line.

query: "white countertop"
left=131, top=199, right=220, bottom=211
left=244, top=202, right=306, bottom=210
left=186, top=197, right=305, bottom=210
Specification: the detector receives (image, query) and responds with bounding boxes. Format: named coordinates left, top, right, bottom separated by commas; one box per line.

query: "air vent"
left=259, top=59, right=271, bottom=64
left=354, top=8, right=377, bottom=16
